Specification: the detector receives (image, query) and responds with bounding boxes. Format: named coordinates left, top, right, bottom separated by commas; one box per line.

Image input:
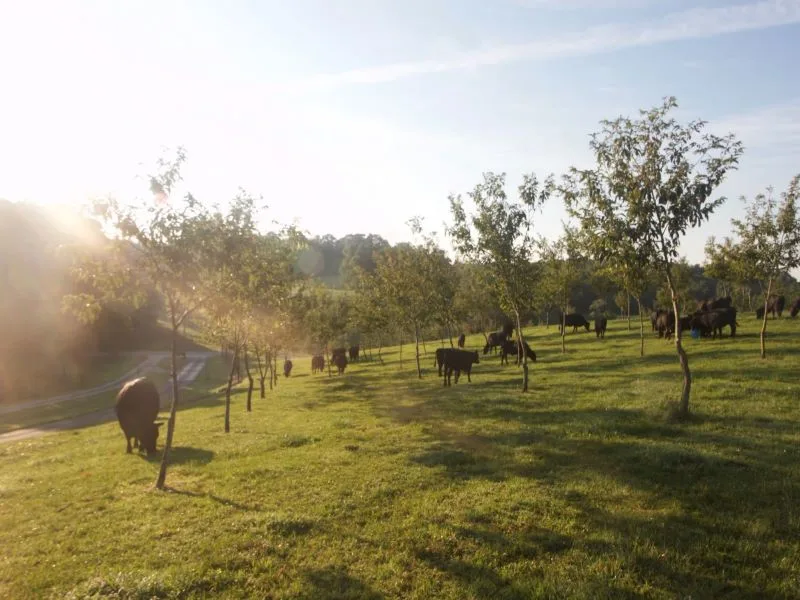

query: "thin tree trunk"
left=414, top=324, right=422, bottom=379
left=224, top=345, right=238, bottom=433
left=760, top=278, right=772, bottom=359
left=244, top=343, right=253, bottom=412
left=327, top=346, right=332, bottom=377
left=636, top=296, right=645, bottom=358
left=666, top=272, right=691, bottom=419
left=267, top=351, right=273, bottom=391
left=155, top=304, right=180, bottom=490
left=447, top=323, right=454, bottom=348
left=254, top=347, right=266, bottom=399
left=421, top=336, right=427, bottom=357
left=515, top=310, right=528, bottom=393
left=377, top=336, right=383, bottom=365
left=627, top=293, right=632, bottom=331
left=399, top=339, right=403, bottom=370
left=561, top=307, right=566, bottom=354
left=273, top=355, right=278, bottom=387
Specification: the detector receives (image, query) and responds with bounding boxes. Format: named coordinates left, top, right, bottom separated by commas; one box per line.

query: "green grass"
left=2, top=318, right=800, bottom=598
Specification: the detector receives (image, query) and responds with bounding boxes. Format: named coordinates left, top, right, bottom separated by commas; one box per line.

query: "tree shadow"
left=142, top=446, right=214, bottom=466
left=295, top=566, right=384, bottom=600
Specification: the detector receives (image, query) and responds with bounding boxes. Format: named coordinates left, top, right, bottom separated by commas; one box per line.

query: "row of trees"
left=64, top=97, right=799, bottom=490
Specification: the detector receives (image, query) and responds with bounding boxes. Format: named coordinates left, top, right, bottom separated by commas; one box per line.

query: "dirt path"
left=0, top=351, right=214, bottom=415
left=0, top=353, right=215, bottom=444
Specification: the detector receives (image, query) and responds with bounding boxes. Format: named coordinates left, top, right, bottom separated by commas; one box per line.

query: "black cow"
left=283, top=359, right=293, bottom=377
left=331, top=347, right=347, bottom=360
left=651, top=309, right=667, bottom=333
left=790, top=297, right=800, bottom=318
left=483, top=331, right=510, bottom=355
left=442, top=349, right=480, bottom=387
left=433, top=347, right=450, bottom=377
left=559, top=313, right=590, bottom=334
left=115, top=377, right=163, bottom=456
left=457, top=333, right=465, bottom=348
left=311, top=355, right=325, bottom=374
left=690, top=307, right=738, bottom=339
left=332, top=352, right=348, bottom=375
left=595, top=317, right=608, bottom=339
left=657, top=311, right=691, bottom=339
left=710, top=296, right=732, bottom=310
left=499, top=339, right=536, bottom=366
left=756, top=295, right=787, bottom=319
left=348, top=345, right=360, bottom=361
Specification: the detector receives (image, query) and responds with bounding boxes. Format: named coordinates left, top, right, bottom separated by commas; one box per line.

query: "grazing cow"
left=499, top=339, right=536, bottom=366
left=559, top=313, right=590, bottom=334
left=483, top=331, right=510, bottom=355
left=442, top=349, right=480, bottom=387
left=595, top=317, right=608, bottom=339
left=331, top=347, right=347, bottom=360
left=756, top=295, right=787, bottom=319
left=115, top=377, right=163, bottom=456
left=332, top=352, right=348, bottom=375
left=690, top=307, right=738, bottom=339
left=457, top=333, right=465, bottom=348
left=651, top=309, right=667, bottom=333
left=311, top=355, right=325, bottom=374
left=283, top=359, right=293, bottom=378
left=656, top=311, right=691, bottom=339
left=348, top=345, right=360, bottom=362
left=790, top=297, right=800, bottom=318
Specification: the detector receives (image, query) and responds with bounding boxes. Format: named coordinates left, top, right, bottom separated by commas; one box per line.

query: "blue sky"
left=1, top=0, right=799, bottom=265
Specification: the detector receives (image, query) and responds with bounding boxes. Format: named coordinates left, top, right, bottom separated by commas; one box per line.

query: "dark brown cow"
left=115, top=377, right=163, bottom=456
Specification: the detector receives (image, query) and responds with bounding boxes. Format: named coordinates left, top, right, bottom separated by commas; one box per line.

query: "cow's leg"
left=466, top=368, right=471, bottom=383
left=126, top=436, right=133, bottom=454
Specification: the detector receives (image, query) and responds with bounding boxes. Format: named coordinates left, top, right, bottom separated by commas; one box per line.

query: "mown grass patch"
left=1, top=318, right=799, bottom=598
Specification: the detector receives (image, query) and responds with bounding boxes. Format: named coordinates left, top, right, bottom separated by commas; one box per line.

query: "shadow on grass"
left=162, top=486, right=259, bottom=511
left=143, top=446, right=215, bottom=466
left=296, top=566, right=384, bottom=600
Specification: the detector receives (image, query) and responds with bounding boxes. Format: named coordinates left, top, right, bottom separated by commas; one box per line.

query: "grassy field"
left=1, top=318, right=799, bottom=599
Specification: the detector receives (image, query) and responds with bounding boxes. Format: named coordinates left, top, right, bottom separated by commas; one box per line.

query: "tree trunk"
left=627, top=293, right=632, bottom=331
left=399, top=339, right=403, bottom=369
left=636, top=296, right=645, bottom=358
left=224, top=346, right=239, bottom=433
left=414, top=324, right=422, bottom=379
left=267, top=351, right=273, bottom=391
left=273, top=355, right=278, bottom=387
left=244, top=344, right=253, bottom=412
left=327, top=346, right=332, bottom=377
left=377, top=337, right=383, bottom=365
left=155, top=311, right=180, bottom=490
left=421, top=336, right=427, bottom=357
left=561, top=308, right=566, bottom=354
left=259, top=377, right=265, bottom=398
left=666, top=272, right=691, bottom=419
left=515, top=310, right=528, bottom=393
left=447, top=323, right=454, bottom=348
left=760, top=278, right=772, bottom=359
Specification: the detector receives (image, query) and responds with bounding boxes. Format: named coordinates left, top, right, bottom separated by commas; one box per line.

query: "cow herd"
left=115, top=294, right=800, bottom=456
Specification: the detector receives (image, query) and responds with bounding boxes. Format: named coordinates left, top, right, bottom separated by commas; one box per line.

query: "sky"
left=1, top=0, right=799, bottom=265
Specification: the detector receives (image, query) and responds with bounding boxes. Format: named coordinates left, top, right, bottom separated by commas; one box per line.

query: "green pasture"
left=1, top=317, right=799, bottom=599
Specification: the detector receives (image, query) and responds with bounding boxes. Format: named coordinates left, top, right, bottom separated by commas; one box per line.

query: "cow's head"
left=583, top=322, right=590, bottom=332
left=482, top=343, right=490, bottom=355
left=140, top=422, right=164, bottom=456
left=471, top=351, right=480, bottom=364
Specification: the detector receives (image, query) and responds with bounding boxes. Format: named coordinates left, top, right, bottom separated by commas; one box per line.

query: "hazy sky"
left=1, top=0, right=799, bottom=263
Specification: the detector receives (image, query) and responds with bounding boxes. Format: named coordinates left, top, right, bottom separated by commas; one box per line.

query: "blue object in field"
left=690, top=328, right=700, bottom=340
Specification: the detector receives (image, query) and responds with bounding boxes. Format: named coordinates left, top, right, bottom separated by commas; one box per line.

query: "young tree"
left=373, top=243, right=436, bottom=379
left=562, top=97, right=743, bottom=418
left=448, top=171, right=553, bottom=392
left=90, top=149, right=224, bottom=488
left=538, top=229, right=585, bottom=353
left=711, top=176, right=800, bottom=358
